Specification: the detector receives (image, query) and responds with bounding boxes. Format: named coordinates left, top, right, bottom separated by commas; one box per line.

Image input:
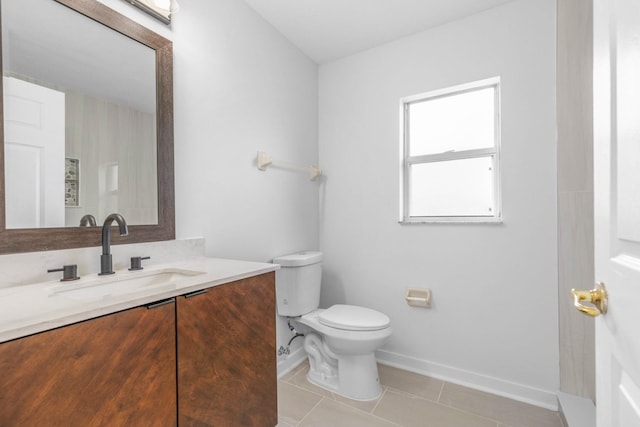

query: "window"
left=400, top=78, right=501, bottom=223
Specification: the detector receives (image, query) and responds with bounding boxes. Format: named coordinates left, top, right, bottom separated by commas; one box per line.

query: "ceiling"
left=243, top=0, right=515, bottom=64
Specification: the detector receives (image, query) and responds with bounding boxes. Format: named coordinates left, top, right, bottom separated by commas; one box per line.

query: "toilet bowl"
left=296, top=305, right=392, bottom=400
left=273, top=252, right=392, bottom=401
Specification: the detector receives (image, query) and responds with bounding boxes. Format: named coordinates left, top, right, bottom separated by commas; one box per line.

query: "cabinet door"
left=0, top=301, right=177, bottom=427
left=178, top=273, right=277, bottom=426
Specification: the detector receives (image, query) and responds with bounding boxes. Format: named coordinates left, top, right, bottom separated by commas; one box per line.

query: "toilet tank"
left=273, top=251, right=323, bottom=317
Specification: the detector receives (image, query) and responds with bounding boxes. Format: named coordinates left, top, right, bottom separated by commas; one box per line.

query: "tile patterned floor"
left=277, top=362, right=564, bottom=427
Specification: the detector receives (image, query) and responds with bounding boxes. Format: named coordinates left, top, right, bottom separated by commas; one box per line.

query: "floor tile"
left=439, top=383, right=563, bottom=427
left=279, top=361, right=563, bottom=427
left=287, top=364, right=335, bottom=398
left=373, top=389, right=497, bottom=427
left=333, top=389, right=384, bottom=414
left=378, top=364, right=444, bottom=402
left=281, top=360, right=308, bottom=383
left=300, top=398, right=399, bottom=427
left=277, top=380, right=323, bottom=425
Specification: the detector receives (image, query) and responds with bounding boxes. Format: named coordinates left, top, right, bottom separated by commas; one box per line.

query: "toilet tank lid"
left=273, top=251, right=323, bottom=267
left=319, top=304, right=390, bottom=331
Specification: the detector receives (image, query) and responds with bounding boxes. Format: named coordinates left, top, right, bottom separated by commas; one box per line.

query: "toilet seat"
left=318, top=304, right=390, bottom=331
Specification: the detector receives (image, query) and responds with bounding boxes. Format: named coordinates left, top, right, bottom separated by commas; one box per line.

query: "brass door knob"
left=571, top=282, right=608, bottom=317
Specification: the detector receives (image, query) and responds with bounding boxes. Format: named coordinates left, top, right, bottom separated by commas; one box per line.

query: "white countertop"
left=0, top=257, right=279, bottom=343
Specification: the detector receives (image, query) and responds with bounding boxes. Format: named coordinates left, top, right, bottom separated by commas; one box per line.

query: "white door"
left=3, top=76, right=65, bottom=228
left=592, top=0, right=640, bottom=424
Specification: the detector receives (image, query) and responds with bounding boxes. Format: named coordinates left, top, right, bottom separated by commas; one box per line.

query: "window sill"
left=399, top=217, right=503, bottom=225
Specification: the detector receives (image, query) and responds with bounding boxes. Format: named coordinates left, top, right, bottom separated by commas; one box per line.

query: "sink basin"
left=49, top=268, right=206, bottom=301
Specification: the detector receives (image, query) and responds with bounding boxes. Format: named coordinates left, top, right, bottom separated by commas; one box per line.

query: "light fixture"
left=150, top=0, right=180, bottom=13
left=151, top=0, right=170, bottom=8
left=125, top=0, right=180, bottom=25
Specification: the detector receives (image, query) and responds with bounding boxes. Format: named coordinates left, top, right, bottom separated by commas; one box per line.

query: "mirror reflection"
left=2, top=0, right=158, bottom=228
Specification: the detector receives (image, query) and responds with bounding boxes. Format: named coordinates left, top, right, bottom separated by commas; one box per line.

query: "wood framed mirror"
left=0, top=0, right=175, bottom=254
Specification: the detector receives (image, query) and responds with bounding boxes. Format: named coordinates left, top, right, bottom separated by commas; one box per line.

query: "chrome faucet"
left=79, top=214, right=97, bottom=227
left=99, top=213, right=129, bottom=275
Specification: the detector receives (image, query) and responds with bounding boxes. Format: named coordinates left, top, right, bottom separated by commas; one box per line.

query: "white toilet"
left=273, top=251, right=392, bottom=401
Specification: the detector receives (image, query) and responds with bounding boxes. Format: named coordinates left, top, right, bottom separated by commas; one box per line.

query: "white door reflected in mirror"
left=3, top=77, right=64, bottom=229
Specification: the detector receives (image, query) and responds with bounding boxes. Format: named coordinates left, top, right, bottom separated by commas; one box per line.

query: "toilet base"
left=304, top=335, right=383, bottom=401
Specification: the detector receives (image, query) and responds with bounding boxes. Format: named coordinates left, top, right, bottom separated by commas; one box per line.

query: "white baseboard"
left=277, top=347, right=307, bottom=379
left=376, top=349, right=558, bottom=411
left=557, top=392, right=595, bottom=427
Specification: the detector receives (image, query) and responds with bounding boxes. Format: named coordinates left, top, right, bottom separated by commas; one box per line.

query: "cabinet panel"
left=178, top=273, right=277, bottom=426
left=0, top=302, right=176, bottom=427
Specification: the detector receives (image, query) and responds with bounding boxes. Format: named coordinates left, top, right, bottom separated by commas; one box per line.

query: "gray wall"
left=98, top=0, right=320, bottom=362
left=319, top=0, right=559, bottom=409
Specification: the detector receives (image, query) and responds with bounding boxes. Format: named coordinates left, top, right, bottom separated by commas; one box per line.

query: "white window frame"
left=400, top=77, right=502, bottom=224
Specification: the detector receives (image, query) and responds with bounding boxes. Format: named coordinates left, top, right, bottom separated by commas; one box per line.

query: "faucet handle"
left=129, top=256, right=151, bottom=271
left=48, top=264, right=80, bottom=282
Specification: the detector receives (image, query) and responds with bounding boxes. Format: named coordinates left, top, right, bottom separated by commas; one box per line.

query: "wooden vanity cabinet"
left=0, top=272, right=277, bottom=426
left=0, top=300, right=177, bottom=427
left=177, top=272, right=277, bottom=427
